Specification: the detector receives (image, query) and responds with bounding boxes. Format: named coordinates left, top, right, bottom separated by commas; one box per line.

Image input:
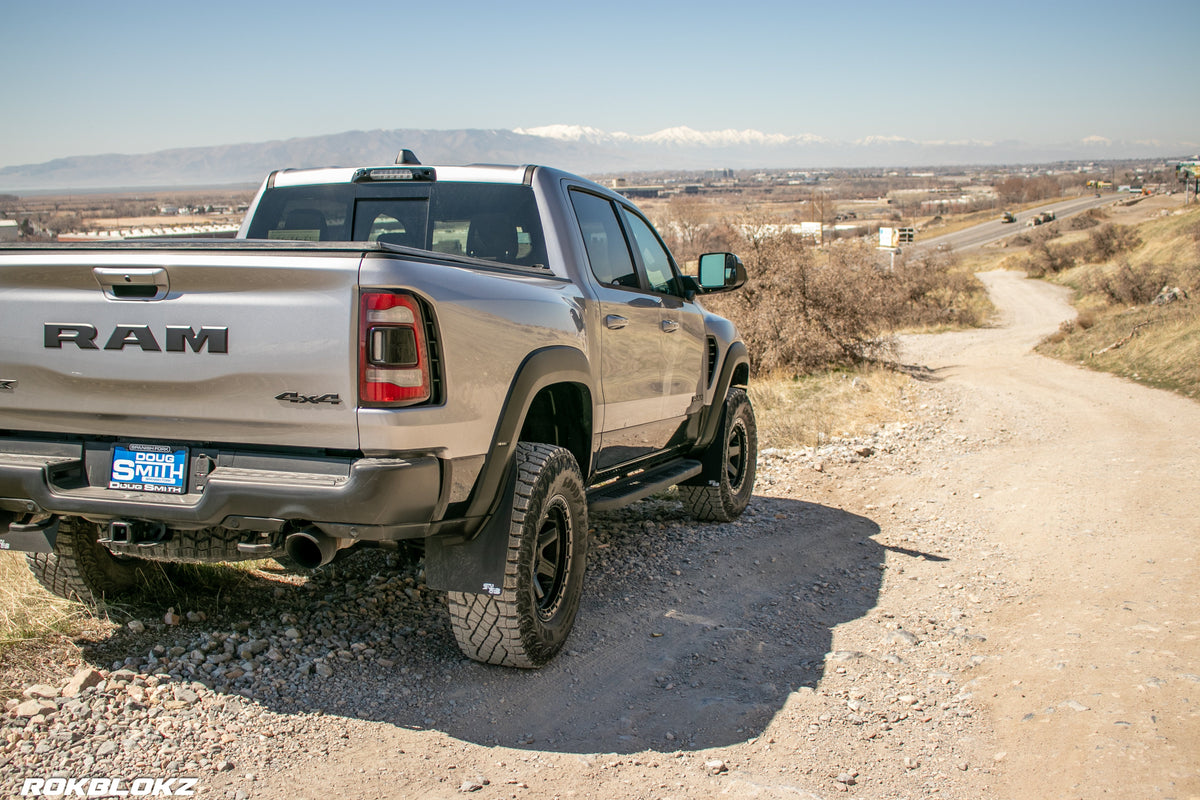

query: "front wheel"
left=681, top=387, right=757, bottom=522
left=447, top=442, right=589, bottom=668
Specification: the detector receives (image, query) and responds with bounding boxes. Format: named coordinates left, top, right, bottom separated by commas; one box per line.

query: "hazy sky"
left=2, top=0, right=1196, bottom=168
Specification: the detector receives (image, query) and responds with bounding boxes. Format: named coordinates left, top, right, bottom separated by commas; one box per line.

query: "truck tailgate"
left=0, top=248, right=362, bottom=450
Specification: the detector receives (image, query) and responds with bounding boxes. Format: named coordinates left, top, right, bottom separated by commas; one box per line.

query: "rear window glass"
left=250, top=185, right=352, bottom=241
left=245, top=182, right=548, bottom=269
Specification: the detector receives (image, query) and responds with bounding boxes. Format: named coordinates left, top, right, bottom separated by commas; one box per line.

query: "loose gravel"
left=1, top=390, right=1009, bottom=799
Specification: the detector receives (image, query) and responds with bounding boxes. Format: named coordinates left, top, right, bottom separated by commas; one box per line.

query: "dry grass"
left=0, top=548, right=289, bottom=657
left=1039, top=301, right=1200, bottom=399
left=750, top=366, right=913, bottom=449
left=0, top=552, right=92, bottom=648
left=1036, top=203, right=1200, bottom=398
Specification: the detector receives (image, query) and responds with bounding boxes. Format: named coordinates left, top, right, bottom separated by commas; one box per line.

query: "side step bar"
left=587, top=459, right=702, bottom=513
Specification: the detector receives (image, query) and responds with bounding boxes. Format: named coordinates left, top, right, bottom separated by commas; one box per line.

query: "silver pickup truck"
left=0, top=155, right=755, bottom=667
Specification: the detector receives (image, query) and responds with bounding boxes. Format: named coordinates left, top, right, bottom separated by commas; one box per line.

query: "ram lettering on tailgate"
left=44, top=324, right=228, bottom=353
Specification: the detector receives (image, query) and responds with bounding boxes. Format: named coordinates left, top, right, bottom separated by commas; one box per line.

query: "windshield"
left=244, top=181, right=548, bottom=269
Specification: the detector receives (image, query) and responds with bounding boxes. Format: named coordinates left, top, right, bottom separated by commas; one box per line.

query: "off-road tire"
left=681, top=387, right=757, bottom=522
left=103, top=526, right=277, bottom=564
left=447, top=442, right=588, bottom=668
left=26, top=517, right=144, bottom=607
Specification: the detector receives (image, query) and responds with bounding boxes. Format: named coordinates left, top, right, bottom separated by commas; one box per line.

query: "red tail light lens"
left=359, top=291, right=431, bottom=406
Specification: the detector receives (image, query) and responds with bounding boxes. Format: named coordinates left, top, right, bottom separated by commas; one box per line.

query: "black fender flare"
left=425, top=346, right=592, bottom=594
left=693, top=340, right=750, bottom=454
left=464, top=345, right=594, bottom=523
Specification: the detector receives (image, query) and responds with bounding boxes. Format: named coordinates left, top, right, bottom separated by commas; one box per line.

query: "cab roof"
left=268, top=164, right=533, bottom=188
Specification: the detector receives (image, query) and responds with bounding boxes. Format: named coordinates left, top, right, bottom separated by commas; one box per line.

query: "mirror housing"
left=697, top=252, right=747, bottom=293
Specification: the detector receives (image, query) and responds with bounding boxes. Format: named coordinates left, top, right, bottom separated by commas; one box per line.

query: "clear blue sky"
left=1, top=0, right=1196, bottom=168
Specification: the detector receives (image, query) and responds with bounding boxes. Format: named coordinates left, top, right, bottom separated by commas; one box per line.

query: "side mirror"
left=697, top=252, right=747, bottom=293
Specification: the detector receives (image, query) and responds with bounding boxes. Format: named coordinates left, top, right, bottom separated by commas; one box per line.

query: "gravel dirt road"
left=4, top=269, right=1197, bottom=799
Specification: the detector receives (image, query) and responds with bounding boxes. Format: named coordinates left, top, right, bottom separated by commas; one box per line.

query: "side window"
left=620, top=208, right=679, bottom=295
left=569, top=190, right=639, bottom=288
left=429, top=184, right=548, bottom=267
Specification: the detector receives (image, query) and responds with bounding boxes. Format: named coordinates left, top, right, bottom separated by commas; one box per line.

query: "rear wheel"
left=26, top=517, right=144, bottom=606
left=447, top=442, right=588, bottom=668
left=682, top=387, right=757, bottom=522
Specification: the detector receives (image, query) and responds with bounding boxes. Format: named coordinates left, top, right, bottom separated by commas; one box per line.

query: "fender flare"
left=694, top=340, right=750, bottom=453
left=425, top=346, right=593, bottom=593
left=464, top=345, right=593, bottom=522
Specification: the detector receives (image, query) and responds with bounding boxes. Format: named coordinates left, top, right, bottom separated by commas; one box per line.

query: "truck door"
left=569, top=189, right=679, bottom=471
left=615, top=206, right=706, bottom=445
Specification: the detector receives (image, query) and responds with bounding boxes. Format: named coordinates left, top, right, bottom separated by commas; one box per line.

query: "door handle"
left=629, top=296, right=664, bottom=309
left=605, top=315, right=628, bottom=330
left=661, top=319, right=680, bottom=333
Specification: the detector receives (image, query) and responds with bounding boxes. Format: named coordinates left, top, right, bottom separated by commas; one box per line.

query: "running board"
left=587, top=459, right=702, bottom=513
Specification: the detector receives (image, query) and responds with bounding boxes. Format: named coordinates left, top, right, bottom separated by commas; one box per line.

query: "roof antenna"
left=395, top=150, right=421, bottom=165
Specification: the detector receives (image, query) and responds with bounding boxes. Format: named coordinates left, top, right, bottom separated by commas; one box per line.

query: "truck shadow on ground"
left=425, top=495, right=887, bottom=754
left=78, top=495, right=889, bottom=756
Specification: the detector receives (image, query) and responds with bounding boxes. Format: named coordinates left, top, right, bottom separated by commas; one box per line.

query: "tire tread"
left=26, top=518, right=141, bottom=607
left=446, top=442, right=586, bottom=668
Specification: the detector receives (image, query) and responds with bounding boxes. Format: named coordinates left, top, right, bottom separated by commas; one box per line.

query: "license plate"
left=109, top=444, right=189, bottom=494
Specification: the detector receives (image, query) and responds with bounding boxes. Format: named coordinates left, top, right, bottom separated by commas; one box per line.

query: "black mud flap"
left=0, top=515, right=60, bottom=554
left=423, top=465, right=515, bottom=596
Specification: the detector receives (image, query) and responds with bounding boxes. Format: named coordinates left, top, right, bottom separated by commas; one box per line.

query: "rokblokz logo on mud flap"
left=21, top=777, right=197, bottom=797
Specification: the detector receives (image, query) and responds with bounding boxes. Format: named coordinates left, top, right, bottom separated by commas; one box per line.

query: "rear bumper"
left=0, top=437, right=442, bottom=538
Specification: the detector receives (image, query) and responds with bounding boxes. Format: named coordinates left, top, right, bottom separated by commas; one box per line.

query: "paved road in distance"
left=917, top=192, right=1127, bottom=253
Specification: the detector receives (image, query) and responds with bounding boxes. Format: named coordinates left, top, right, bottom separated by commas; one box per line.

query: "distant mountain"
left=0, top=126, right=1185, bottom=192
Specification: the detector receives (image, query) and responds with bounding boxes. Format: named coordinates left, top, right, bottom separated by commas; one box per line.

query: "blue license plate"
left=109, top=444, right=189, bottom=494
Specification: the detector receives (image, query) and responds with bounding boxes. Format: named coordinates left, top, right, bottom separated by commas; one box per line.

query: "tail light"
left=359, top=291, right=431, bottom=407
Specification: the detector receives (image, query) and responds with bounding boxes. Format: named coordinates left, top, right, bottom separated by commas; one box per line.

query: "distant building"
left=0, top=220, right=18, bottom=242
left=613, top=185, right=664, bottom=199
left=56, top=223, right=239, bottom=242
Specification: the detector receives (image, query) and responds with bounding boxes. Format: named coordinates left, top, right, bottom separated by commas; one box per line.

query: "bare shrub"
left=1013, top=222, right=1143, bottom=279
left=1069, top=208, right=1105, bottom=230
left=1088, top=224, right=1142, bottom=262
left=888, top=250, right=983, bottom=328
left=1042, top=325, right=1070, bottom=345
left=1085, top=260, right=1167, bottom=306
left=995, top=176, right=1060, bottom=204
left=658, top=197, right=739, bottom=264
left=1050, top=310, right=1098, bottom=343
left=1023, top=241, right=1078, bottom=278
left=702, top=235, right=896, bottom=375
left=1035, top=224, right=1062, bottom=242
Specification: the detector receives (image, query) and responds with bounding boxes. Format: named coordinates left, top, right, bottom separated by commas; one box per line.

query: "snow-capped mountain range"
left=513, top=125, right=808, bottom=147
left=0, top=125, right=1184, bottom=192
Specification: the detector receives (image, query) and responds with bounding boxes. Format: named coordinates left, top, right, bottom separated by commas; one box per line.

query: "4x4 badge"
left=275, top=391, right=341, bottom=405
